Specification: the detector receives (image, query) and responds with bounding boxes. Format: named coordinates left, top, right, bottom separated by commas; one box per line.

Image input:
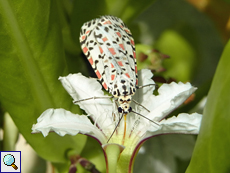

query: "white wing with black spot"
left=80, top=16, right=137, bottom=95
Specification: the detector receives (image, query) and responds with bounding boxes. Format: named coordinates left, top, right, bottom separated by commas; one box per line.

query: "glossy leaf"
left=186, top=40, right=230, bottom=172
left=0, top=0, right=86, bottom=163
left=69, top=0, right=107, bottom=53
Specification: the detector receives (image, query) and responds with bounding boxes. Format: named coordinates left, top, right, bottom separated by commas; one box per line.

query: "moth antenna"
left=131, top=110, right=160, bottom=126
left=107, top=113, right=124, bottom=143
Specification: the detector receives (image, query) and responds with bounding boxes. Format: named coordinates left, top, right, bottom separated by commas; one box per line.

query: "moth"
left=80, top=15, right=138, bottom=114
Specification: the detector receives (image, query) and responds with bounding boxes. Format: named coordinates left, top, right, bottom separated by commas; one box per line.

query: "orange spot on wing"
left=83, top=47, right=88, bottom=54
left=85, top=30, right=90, bottom=34
left=103, top=82, right=108, bottom=90
left=88, top=57, right=93, bottom=65
left=133, top=52, right=136, bottom=59
left=109, top=48, right=116, bottom=55
left=103, top=21, right=112, bottom=25
left=116, top=32, right=121, bottom=38
left=125, top=73, right=130, bottom=78
left=111, top=74, right=115, bottom=81
left=99, top=46, right=103, bottom=54
left=135, top=66, right=137, bottom=73
left=118, top=61, right=123, bottom=66
left=130, top=40, right=135, bottom=46
left=125, top=29, right=130, bottom=34
left=119, top=44, right=124, bottom=50
left=111, top=63, right=114, bottom=68
left=96, top=70, right=102, bottom=79
left=136, top=79, right=138, bottom=85
left=81, top=35, right=86, bottom=40
left=102, top=37, right=108, bottom=42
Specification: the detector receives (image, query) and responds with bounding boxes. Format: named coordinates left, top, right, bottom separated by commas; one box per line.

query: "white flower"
left=32, top=69, right=202, bottom=172
left=32, top=69, right=202, bottom=147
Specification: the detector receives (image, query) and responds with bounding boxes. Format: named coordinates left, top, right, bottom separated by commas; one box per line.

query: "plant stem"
left=104, top=144, right=123, bottom=173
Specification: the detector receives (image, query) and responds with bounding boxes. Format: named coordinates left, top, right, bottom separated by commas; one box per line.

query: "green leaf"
left=155, top=30, right=196, bottom=82
left=186, top=40, right=230, bottom=172
left=120, top=0, right=156, bottom=23
left=134, top=135, right=196, bottom=173
left=135, top=0, right=223, bottom=84
left=0, top=0, right=86, bottom=163
left=80, top=138, right=106, bottom=172
left=69, top=0, right=107, bottom=53
left=105, top=0, right=156, bottom=23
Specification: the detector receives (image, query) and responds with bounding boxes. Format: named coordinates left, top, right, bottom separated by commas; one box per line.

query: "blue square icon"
left=0, top=151, right=21, bottom=173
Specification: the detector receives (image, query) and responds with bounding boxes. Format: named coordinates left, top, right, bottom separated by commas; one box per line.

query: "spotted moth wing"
left=80, top=16, right=138, bottom=92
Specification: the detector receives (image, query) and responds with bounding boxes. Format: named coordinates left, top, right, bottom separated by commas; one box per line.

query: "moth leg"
left=136, top=83, right=157, bottom=89
left=132, top=99, right=150, bottom=113
left=73, top=96, right=112, bottom=103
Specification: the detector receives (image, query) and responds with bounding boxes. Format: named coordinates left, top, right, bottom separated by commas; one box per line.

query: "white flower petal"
left=131, top=69, right=155, bottom=115
left=144, top=113, right=202, bottom=139
left=137, top=69, right=156, bottom=94
left=133, top=69, right=155, bottom=107
left=32, top=108, right=107, bottom=143
left=59, top=73, right=114, bottom=127
left=145, top=82, right=197, bottom=121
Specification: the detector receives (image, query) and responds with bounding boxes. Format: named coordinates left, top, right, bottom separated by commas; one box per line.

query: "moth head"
left=117, top=95, right=132, bottom=114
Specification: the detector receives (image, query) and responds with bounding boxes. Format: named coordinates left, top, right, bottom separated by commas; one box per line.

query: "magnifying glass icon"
left=3, top=154, right=18, bottom=170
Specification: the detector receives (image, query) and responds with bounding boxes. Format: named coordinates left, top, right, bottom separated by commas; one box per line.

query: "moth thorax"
left=111, top=80, right=136, bottom=97
left=117, top=95, right=132, bottom=114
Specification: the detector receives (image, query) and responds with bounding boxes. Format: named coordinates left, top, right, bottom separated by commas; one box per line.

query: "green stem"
left=104, top=144, right=124, bottom=173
